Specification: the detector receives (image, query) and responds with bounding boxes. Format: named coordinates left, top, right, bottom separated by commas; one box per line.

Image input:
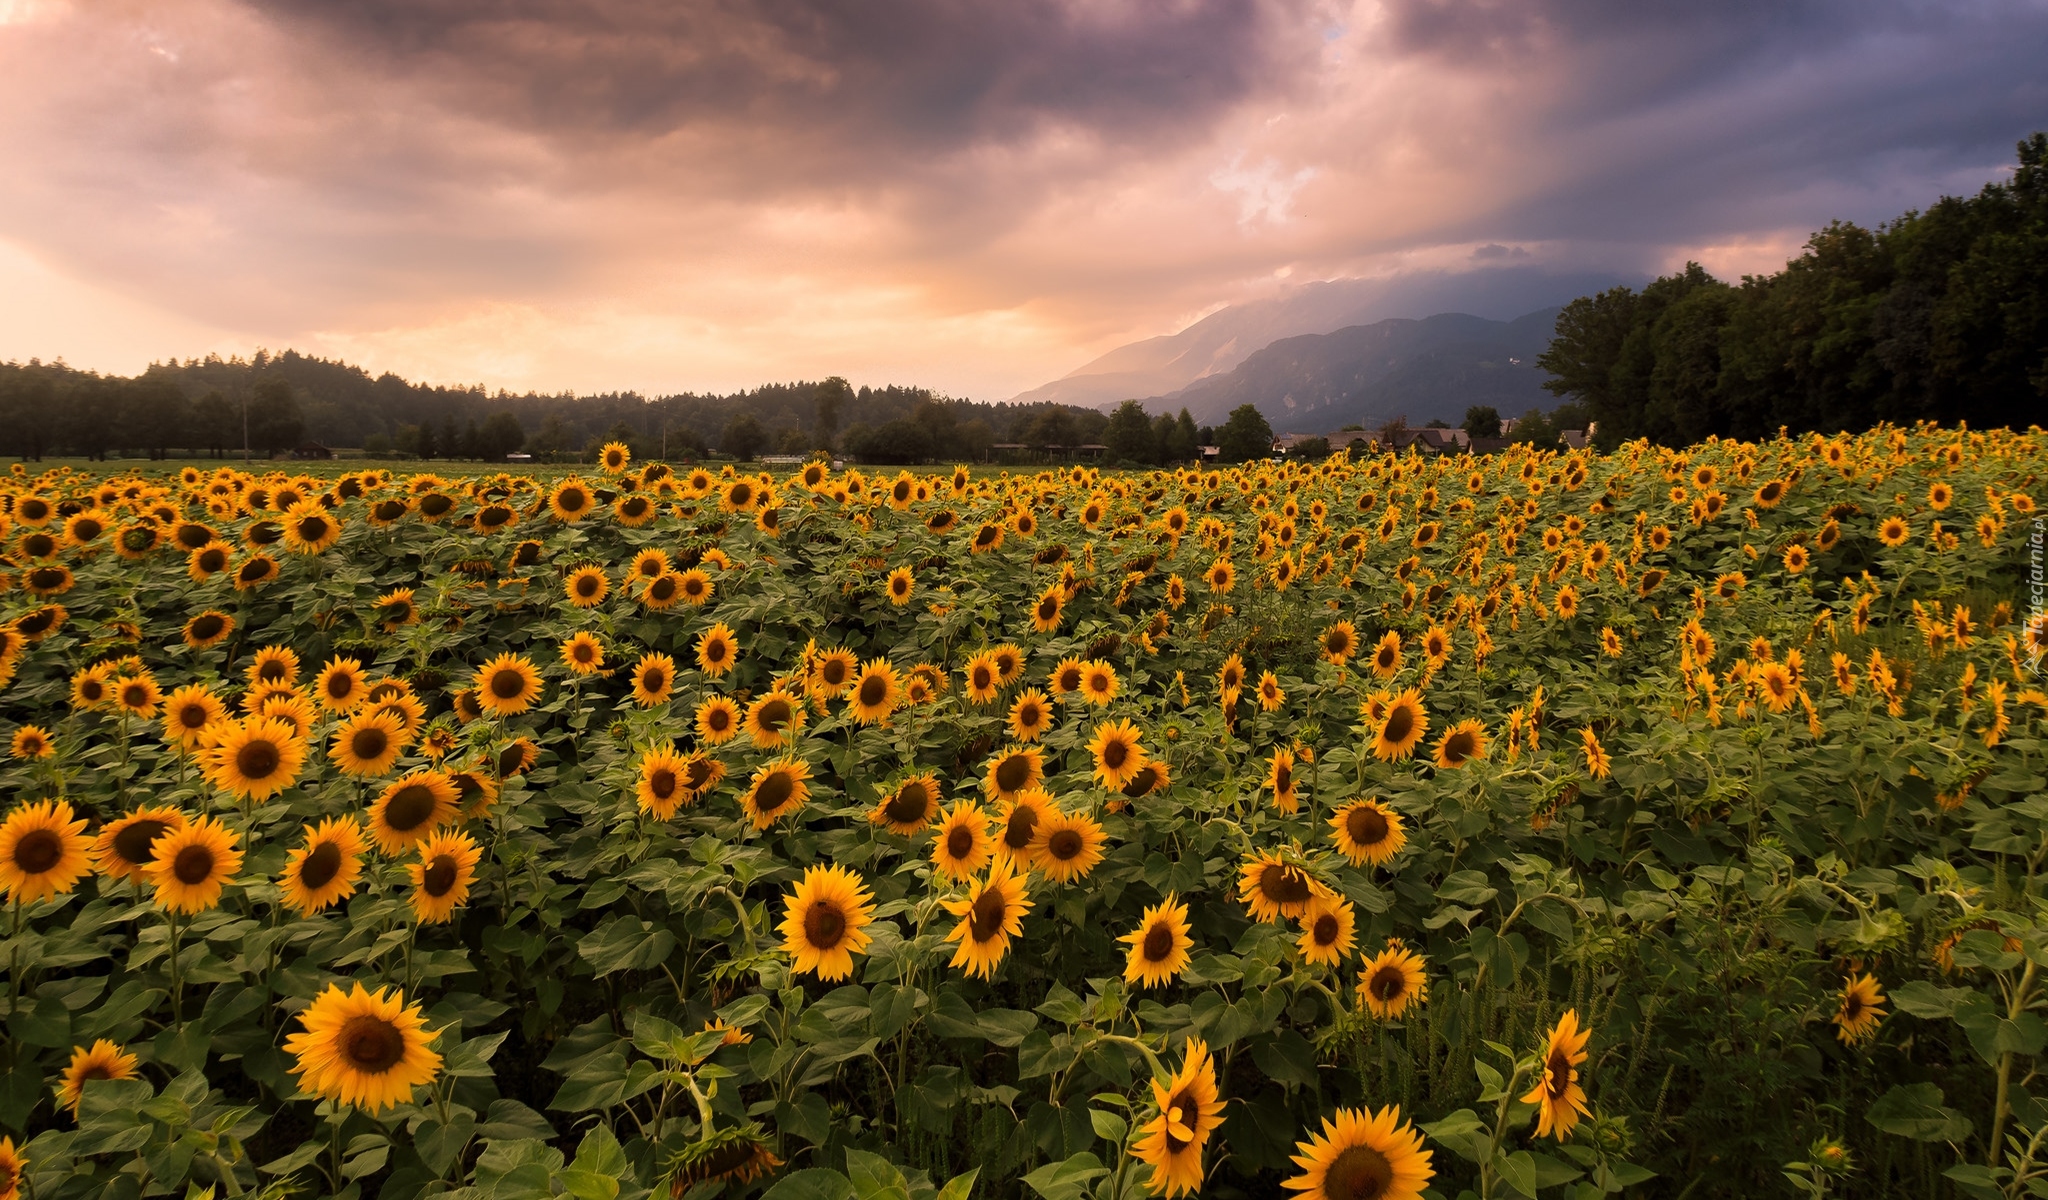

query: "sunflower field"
left=0, top=427, right=2043, bottom=1200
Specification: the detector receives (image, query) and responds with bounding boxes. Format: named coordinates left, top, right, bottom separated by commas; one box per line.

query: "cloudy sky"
left=0, top=0, right=2041, bottom=400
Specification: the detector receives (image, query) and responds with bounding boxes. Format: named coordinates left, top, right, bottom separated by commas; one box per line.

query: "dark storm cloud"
left=249, top=0, right=1316, bottom=168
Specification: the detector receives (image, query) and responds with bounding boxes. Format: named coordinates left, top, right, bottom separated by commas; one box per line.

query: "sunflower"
left=1432, top=720, right=1487, bottom=770
left=943, top=857, right=1033, bottom=979
left=741, top=757, right=813, bottom=829
left=279, top=817, right=368, bottom=916
left=280, top=501, right=342, bottom=554
left=1049, top=656, right=1087, bottom=696
left=548, top=478, right=596, bottom=521
left=1258, top=671, right=1286, bottom=713
left=1007, top=689, right=1054, bottom=742
left=448, top=769, right=502, bottom=821
left=1878, top=515, right=1910, bottom=546
left=494, top=737, right=540, bottom=778
left=677, top=568, right=714, bottom=606
left=69, top=662, right=115, bottom=711
left=1330, top=799, right=1405, bottom=867
left=695, top=696, right=741, bottom=745
left=1030, top=584, right=1065, bottom=633
left=314, top=656, right=370, bottom=712
left=564, top=565, right=609, bottom=608
left=719, top=478, right=760, bottom=514
left=408, top=829, right=481, bottom=924
left=258, top=692, right=316, bottom=739
left=931, top=801, right=994, bottom=882
left=1131, top=1038, right=1225, bottom=1199
left=1370, top=689, right=1428, bottom=762
left=56, top=1040, right=142, bottom=1116
left=1028, top=808, right=1108, bottom=883
left=1368, top=632, right=1403, bottom=678
left=112, top=674, right=162, bottom=719
left=10, top=725, right=53, bottom=760
left=15, top=604, right=66, bottom=641
left=285, top=982, right=442, bottom=1112
left=870, top=774, right=941, bottom=835
left=248, top=645, right=300, bottom=688
left=1357, top=944, right=1429, bottom=1020
left=561, top=631, right=606, bottom=676
left=181, top=609, right=234, bottom=650
left=1531, top=1003, right=1589, bottom=1138
left=599, top=440, right=632, bottom=473
left=1080, top=660, right=1120, bottom=706
left=1296, top=897, right=1357, bottom=967
left=204, top=717, right=306, bottom=801
left=1121, top=894, right=1193, bottom=988
left=330, top=710, right=407, bottom=777
left=1834, top=974, right=1886, bottom=1045
left=809, top=647, right=858, bottom=698
left=962, top=652, right=1001, bottom=704
left=744, top=689, right=805, bottom=748
left=144, top=815, right=243, bottom=914
left=993, top=790, right=1055, bottom=866
left=1088, top=719, right=1147, bottom=790
left=1268, top=748, right=1300, bottom=814
left=983, top=746, right=1045, bottom=802
left=777, top=864, right=875, bottom=982
left=847, top=658, right=900, bottom=724
left=629, top=652, right=677, bottom=707
left=1121, top=760, right=1171, bottom=799
left=473, top=653, right=542, bottom=717
left=1238, top=851, right=1327, bottom=922
left=1280, top=1106, right=1434, bottom=1200
left=1579, top=726, right=1612, bottom=780
left=367, top=771, right=459, bottom=855
left=696, top=622, right=740, bottom=677
left=1218, top=653, right=1246, bottom=699
left=637, top=746, right=694, bottom=820
left=1321, top=620, right=1359, bottom=665
left=0, top=799, right=93, bottom=902
left=886, top=565, right=915, bottom=605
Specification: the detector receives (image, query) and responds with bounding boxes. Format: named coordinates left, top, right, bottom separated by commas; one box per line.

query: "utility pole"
left=242, top=390, right=250, bottom=464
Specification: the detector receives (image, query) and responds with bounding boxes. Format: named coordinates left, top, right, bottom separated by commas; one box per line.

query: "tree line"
left=0, top=350, right=1136, bottom=464
left=1540, top=132, right=2048, bottom=447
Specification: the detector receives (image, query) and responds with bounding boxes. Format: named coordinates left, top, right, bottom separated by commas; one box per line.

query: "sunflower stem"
left=167, top=909, right=186, bottom=1027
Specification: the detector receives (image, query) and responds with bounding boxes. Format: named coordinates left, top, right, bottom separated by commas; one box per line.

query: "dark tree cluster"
left=0, top=350, right=1108, bottom=465
left=1541, top=133, right=2048, bottom=448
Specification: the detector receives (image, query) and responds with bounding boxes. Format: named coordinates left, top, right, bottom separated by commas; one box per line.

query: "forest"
left=1539, top=133, right=2048, bottom=447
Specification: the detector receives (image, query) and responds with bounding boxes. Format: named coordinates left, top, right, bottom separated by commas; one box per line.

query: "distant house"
left=1198, top=445, right=1220, bottom=461
left=505, top=452, right=533, bottom=462
left=292, top=442, right=333, bottom=460
left=1558, top=430, right=1590, bottom=450
left=759, top=454, right=807, bottom=466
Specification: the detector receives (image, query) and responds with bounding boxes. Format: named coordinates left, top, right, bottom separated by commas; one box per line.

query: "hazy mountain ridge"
left=1007, top=268, right=1626, bottom=412
left=1159, top=308, right=1561, bottom=431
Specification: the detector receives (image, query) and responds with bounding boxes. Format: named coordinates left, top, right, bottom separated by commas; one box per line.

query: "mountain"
left=1155, top=308, right=1561, bottom=431
left=1008, top=267, right=1629, bottom=410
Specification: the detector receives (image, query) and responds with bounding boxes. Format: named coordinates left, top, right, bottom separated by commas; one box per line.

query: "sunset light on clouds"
left=0, top=0, right=2041, bottom=400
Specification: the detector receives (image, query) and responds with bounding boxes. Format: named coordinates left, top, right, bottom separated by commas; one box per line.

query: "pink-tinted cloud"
left=0, top=0, right=2039, bottom=399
